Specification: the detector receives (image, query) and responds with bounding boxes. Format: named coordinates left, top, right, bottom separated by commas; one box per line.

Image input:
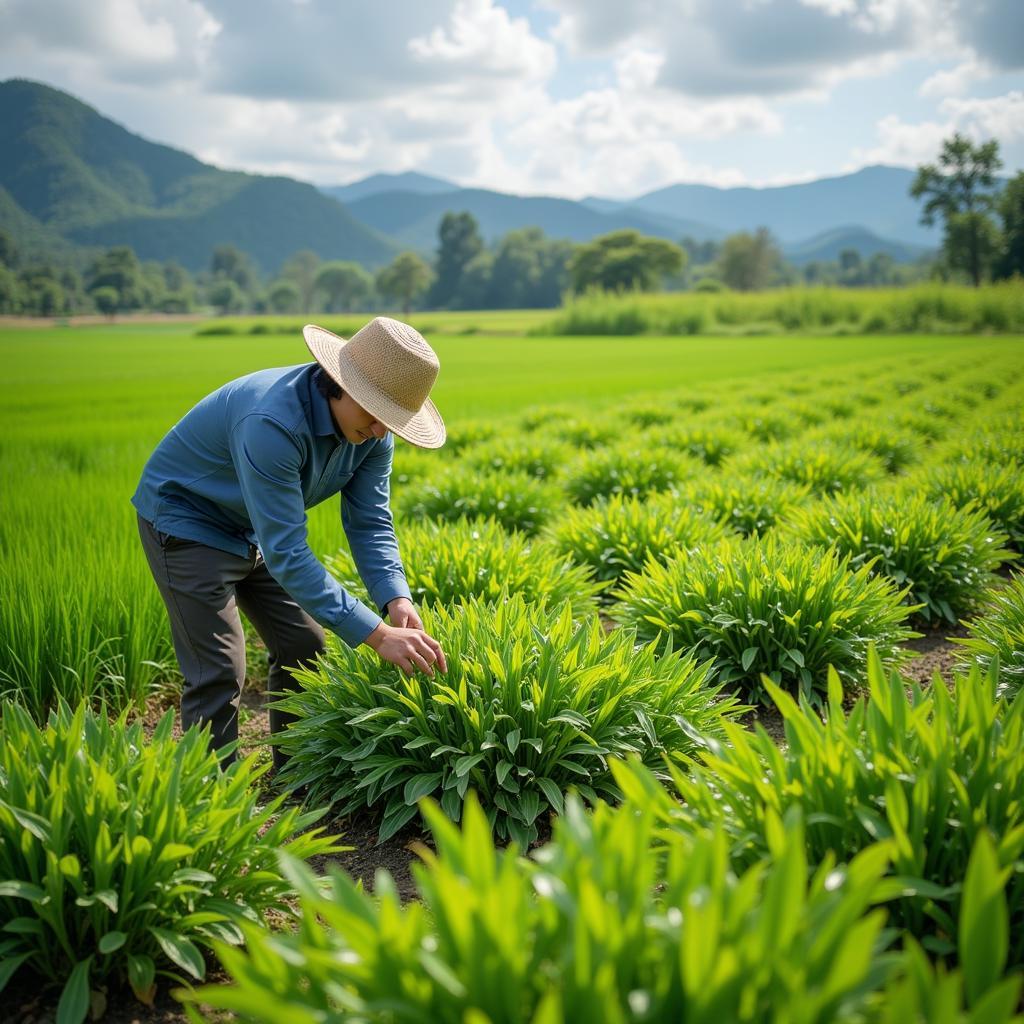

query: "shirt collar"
left=309, top=367, right=344, bottom=440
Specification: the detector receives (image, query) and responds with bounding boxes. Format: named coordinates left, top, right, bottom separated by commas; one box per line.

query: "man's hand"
left=385, top=597, right=423, bottom=630
left=364, top=620, right=448, bottom=677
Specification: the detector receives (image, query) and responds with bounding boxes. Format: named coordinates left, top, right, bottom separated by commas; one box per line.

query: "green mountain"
left=781, top=225, right=929, bottom=265
left=0, top=79, right=398, bottom=272
left=324, top=171, right=458, bottom=203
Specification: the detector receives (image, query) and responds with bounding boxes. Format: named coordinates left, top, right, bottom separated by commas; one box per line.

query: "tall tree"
left=993, top=171, right=1024, bottom=281
left=568, top=229, right=685, bottom=293
left=0, top=229, right=17, bottom=269
left=314, top=261, right=372, bottom=313
left=376, top=252, right=434, bottom=316
left=280, top=250, right=321, bottom=311
left=910, top=133, right=1002, bottom=286
left=716, top=228, right=781, bottom=291
left=210, top=244, right=258, bottom=294
left=86, top=246, right=144, bottom=310
left=429, top=212, right=484, bottom=309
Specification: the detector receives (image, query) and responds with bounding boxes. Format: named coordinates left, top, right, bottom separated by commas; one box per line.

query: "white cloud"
left=919, top=60, right=988, bottom=99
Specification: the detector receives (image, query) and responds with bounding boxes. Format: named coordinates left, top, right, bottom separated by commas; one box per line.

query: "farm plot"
left=2, top=323, right=1024, bottom=1021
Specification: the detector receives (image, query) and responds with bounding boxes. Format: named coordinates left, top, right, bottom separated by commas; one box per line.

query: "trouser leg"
left=137, top=513, right=251, bottom=768
left=235, top=556, right=326, bottom=772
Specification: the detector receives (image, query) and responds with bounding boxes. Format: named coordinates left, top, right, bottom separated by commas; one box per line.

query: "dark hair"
left=314, top=367, right=343, bottom=401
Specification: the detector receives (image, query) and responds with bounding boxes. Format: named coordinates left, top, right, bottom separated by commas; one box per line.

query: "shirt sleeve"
left=342, top=433, right=413, bottom=616
left=228, top=414, right=383, bottom=647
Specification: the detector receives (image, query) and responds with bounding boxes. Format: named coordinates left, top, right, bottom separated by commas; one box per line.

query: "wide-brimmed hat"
left=303, top=318, right=446, bottom=449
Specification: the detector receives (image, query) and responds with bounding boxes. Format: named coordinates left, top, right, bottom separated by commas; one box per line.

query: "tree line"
left=0, top=134, right=1020, bottom=318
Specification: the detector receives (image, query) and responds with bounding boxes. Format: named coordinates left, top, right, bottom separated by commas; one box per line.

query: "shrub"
left=647, top=422, right=746, bottom=466
left=678, top=473, right=811, bottom=536
left=549, top=416, right=619, bottom=449
left=271, top=595, right=742, bottom=846
left=954, top=572, right=1024, bottom=697
left=394, top=467, right=563, bottom=535
left=781, top=491, right=1014, bottom=624
left=463, top=434, right=572, bottom=480
left=562, top=443, right=702, bottom=506
left=619, top=401, right=677, bottom=428
left=0, top=702, right=340, bottom=1018
left=808, top=421, right=924, bottom=474
left=612, top=652, right=1024, bottom=969
left=328, top=517, right=605, bottom=617
left=921, top=461, right=1024, bottom=550
left=439, top=419, right=499, bottom=455
left=612, top=536, right=916, bottom=703
left=724, top=440, right=888, bottom=495
left=544, top=492, right=731, bottom=586
left=182, top=794, right=903, bottom=1024
left=731, top=409, right=801, bottom=443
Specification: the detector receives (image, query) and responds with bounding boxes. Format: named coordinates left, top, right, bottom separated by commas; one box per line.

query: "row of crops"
left=2, top=340, right=1024, bottom=1019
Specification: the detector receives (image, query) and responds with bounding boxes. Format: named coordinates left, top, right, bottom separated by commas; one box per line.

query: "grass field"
left=1, top=319, right=1022, bottom=714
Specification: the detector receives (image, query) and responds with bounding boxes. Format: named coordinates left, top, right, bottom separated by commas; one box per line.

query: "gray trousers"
left=137, top=513, right=325, bottom=771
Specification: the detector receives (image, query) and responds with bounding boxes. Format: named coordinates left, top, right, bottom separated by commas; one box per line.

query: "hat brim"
left=303, top=324, right=446, bottom=449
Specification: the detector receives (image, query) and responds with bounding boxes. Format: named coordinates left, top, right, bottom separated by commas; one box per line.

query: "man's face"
left=334, top=392, right=389, bottom=445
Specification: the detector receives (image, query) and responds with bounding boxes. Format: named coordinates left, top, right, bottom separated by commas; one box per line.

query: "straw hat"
left=303, top=318, right=446, bottom=449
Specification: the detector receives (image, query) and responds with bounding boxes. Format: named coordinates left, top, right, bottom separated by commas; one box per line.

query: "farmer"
left=131, top=317, right=447, bottom=771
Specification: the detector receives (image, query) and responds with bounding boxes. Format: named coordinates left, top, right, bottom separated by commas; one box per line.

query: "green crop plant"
left=562, top=443, right=703, bottom=506
left=271, top=594, right=742, bottom=846
left=549, top=416, right=619, bottom=449
left=954, top=572, right=1024, bottom=697
left=544, top=492, right=731, bottom=587
left=0, top=701, right=341, bottom=1021
left=678, top=473, right=812, bottom=536
left=394, top=466, right=564, bottom=535
left=920, top=460, right=1024, bottom=550
left=731, top=408, right=801, bottom=443
left=612, top=652, right=1024, bottom=969
left=781, top=491, right=1014, bottom=624
left=612, top=536, right=915, bottom=703
left=619, top=401, right=677, bottom=427
left=808, top=421, right=924, bottom=474
left=328, top=517, right=606, bottom=616
left=647, top=422, right=747, bottom=466
left=180, top=793, right=903, bottom=1024
left=438, top=418, right=499, bottom=455
left=724, top=439, right=888, bottom=495
left=463, top=434, right=572, bottom=480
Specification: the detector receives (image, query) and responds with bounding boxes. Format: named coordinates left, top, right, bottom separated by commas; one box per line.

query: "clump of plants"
left=439, top=418, right=499, bottom=455
left=647, top=422, right=747, bottom=466
left=678, top=473, right=811, bottom=536
left=549, top=416, right=618, bottom=449
left=920, top=460, right=1024, bottom=549
left=954, top=572, right=1024, bottom=697
left=613, top=652, right=1024, bottom=970
left=724, top=440, right=888, bottom=495
left=463, top=434, right=571, bottom=480
left=544, top=492, right=730, bottom=586
left=562, top=443, right=702, bottom=506
left=328, top=517, right=605, bottom=617
left=612, top=536, right=915, bottom=703
left=808, top=421, right=924, bottom=474
left=394, top=466, right=563, bottom=535
left=0, top=701, right=340, bottom=1020
left=272, top=594, right=742, bottom=845
left=781, top=491, right=1014, bottom=624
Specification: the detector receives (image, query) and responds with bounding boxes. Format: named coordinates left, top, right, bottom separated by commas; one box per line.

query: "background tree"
left=376, top=251, right=434, bottom=316
left=314, top=261, right=372, bottom=313
left=0, top=229, right=17, bottom=270
left=208, top=279, right=244, bottom=315
left=911, top=133, right=1002, bottom=286
left=210, top=244, right=258, bottom=295
left=993, top=171, right=1024, bottom=280
left=280, top=250, right=321, bottom=311
left=86, top=246, right=144, bottom=310
left=92, top=286, right=119, bottom=320
left=267, top=279, right=301, bottom=314
left=716, top=228, right=781, bottom=291
left=0, top=266, right=22, bottom=313
left=568, top=229, right=685, bottom=293
left=429, top=212, right=484, bottom=308
left=484, top=228, right=572, bottom=308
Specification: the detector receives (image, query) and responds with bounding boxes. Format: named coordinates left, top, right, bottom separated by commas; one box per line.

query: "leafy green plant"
left=647, top=422, right=747, bottom=466
left=678, top=473, right=811, bottom=536
left=612, top=536, right=916, bottom=702
left=921, top=460, right=1024, bottom=549
left=562, top=443, right=702, bottom=506
left=394, top=466, right=564, bottom=535
left=808, top=421, right=924, bottom=474
left=0, top=701, right=340, bottom=1021
left=781, top=491, right=1014, bottom=624
left=439, top=418, right=499, bottom=455
left=954, top=572, right=1024, bottom=697
left=328, top=517, right=605, bottom=617
left=544, top=492, right=730, bottom=586
left=271, top=594, right=742, bottom=846
left=724, top=440, right=888, bottom=495
left=181, top=794, right=901, bottom=1024
left=612, top=652, right=1024, bottom=967
left=549, top=416, right=619, bottom=449
left=463, top=434, right=572, bottom=479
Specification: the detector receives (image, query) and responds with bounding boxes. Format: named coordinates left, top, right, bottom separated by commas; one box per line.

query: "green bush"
left=271, top=595, right=741, bottom=846
left=781, top=491, right=1014, bottom=624
left=562, top=443, right=701, bottom=506
left=648, top=422, right=746, bottom=466
left=328, top=517, right=605, bottom=616
left=808, top=421, right=924, bottom=474
left=394, top=466, right=563, bottom=535
left=612, top=536, right=915, bottom=703
left=613, top=652, right=1024, bottom=969
left=463, top=434, right=572, bottom=479
left=921, top=461, right=1024, bottom=550
left=678, top=473, right=811, bottom=536
left=954, top=572, right=1024, bottom=697
left=725, top=440, right=888, bottom=495
left=549, top=416, right=619, bottom=449
left=544, top=492, right=730, bottom=586
left=438, top=419, right=499, bottom=455
left=181, top=794, right=905, bottom=1024
left=0, top=701, right=339, bottom=1018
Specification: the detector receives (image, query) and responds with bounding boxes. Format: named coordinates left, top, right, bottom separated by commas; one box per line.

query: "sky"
left=1, top=0, right=1022, bottom=199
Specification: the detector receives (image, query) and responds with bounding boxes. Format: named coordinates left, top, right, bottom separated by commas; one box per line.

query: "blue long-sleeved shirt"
left=131, top=363, right=412, bottom=647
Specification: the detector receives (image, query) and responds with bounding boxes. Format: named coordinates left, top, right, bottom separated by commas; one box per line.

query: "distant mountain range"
left=1, top=78, right=941, bottom=275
